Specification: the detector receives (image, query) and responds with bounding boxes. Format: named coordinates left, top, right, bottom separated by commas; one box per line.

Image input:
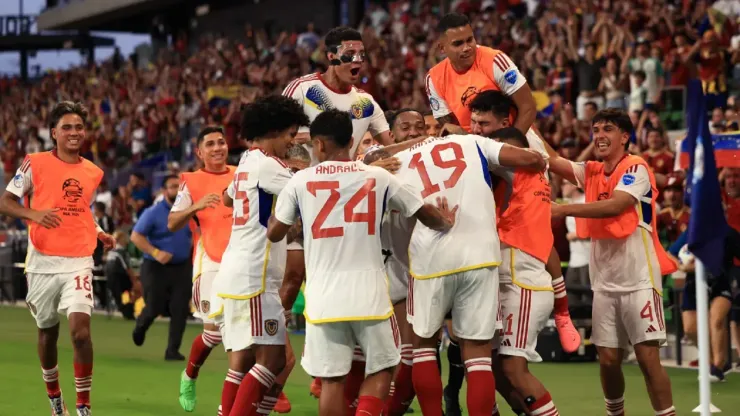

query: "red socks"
left=464, top=357, right=496, bottom=416
left=221, top=369, right=244, bottom=416
left=552, top=277, right=569, bottom=315
left=412, top=348, right=443, bottom=416
left=185, top=330, right=222, bottom=379
left=73, top=362, right=93, bottom=407
left=344, top=359, right=366, bottom=413
left=385, top=344, right=414, bottom=416
left=527, top=391, right=559, bottom=416
left=356, top=395, right=384, bottom=416
left=42, top=365, right=61, bottom=396
left=229, top=364, right=276, bottom=416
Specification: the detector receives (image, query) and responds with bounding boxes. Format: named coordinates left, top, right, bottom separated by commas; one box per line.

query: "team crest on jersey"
left=62, top=178, right=84, bottom=203
left=504, top=69, right=518, bottom=85
left=264, top=319, right=279, bottom=336
left=13, top=173, right=22, bottom=188
left=460, top=86, right=480, bottom=106
left=349, top=98, right=375, bottom=120
left=26, top=301, right=36, bottom=315
left=622, top=174, right=636, bottom=186
left=201, top=300, right=210, bottom=314
left=429, top=97, right=440, bottom=111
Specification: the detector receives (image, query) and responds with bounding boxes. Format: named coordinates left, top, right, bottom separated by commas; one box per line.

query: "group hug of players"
left=1, top=12, right=681, bottom=416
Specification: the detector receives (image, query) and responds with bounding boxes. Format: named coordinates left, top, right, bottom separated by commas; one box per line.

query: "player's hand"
left=566, top=232, right=578, bottom=241
left=153, top=249, right=173, bottom=265
left=526, top=149, right=548, bottom=172
left=293, top=133, right=311, bottom=145
left=551, top=202, right=568, bottom=219
left=370, top=156, right=401, bottom=173
left=193, top=193, right=221, bottom=211
left=98, top=232, right=116, bottom=250
left=435, top=196, right=458, bottom=231
left=30, top=208, right=62, bottom=229
left=283, top=309, right=293, bottom=326
left=440, top=123, right=466, bottom=137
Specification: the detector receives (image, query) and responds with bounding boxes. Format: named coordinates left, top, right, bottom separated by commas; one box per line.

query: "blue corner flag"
left=684, top=79, right=728, bottom=277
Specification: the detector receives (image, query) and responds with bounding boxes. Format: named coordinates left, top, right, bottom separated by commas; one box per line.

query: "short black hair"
left=385, top=108, right=422, bottom=129
left=240, top=95, right=310, bottom=141
left=490, top=127, right=529, bottom=148
left=438, top=13, right=470, bottom=34
left=584, top=101, right=598, bottom=111
left=310, top=109, right=353, bottom=148
left=197, top=126, right=225, bottom=146
left=93, top=201, right=106, bottom=212
left=363, top=148, right=391, bottom=164
left=468, top=90, right=516, bottom=119
left=49, top=101, right=88, bottom=131
left=324, top=26, right=363, bottom=52
left=162, top=174, right=179, bottom=188
left=592, top=108, right=633, bottom=150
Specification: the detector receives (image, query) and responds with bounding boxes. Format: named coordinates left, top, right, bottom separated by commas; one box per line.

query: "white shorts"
left=26, top=270, right=94, bottom=329
left=387, top=257, right=408, bottom=305
left=591, top=289, right=667, bottom=349
left=302, top=316, right=400, bottom=378
left=497, top=283, right=553, bottom=362
left=411, top=267, right=499, bottom=340
left=192, top=243, right=221, bottom=324
left=221, top=292, right=286, bottom=352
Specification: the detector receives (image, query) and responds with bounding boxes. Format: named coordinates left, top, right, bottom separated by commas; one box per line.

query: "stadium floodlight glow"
left=195, top=5, right=209, bottom=16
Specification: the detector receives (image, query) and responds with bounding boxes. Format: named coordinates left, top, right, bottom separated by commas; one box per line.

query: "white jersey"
left=571, top=161, right=663, bottom=293
left=395, top=135, right=505, bottom=279
left=282, top=73, right=389, bottom=164
left=381, top=210, right=415, bottom=271
left=273, top=160, right=424, bottom=323
left=215, top=149, right=293, bottom=299
left=6, top=163, right=92, bottom=274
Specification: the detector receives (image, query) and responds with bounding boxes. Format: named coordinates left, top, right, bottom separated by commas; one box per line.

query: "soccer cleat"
left=273, top=391, right=291, bottom=413
left=309, top=378, right=322, bottom=398
left=48, top=393, right=69, bottom=416
left=554, top=313, right=581, bottom=353
left=178, top=370, right=197, bottom=412
left=443, top=385, right=462, bottom=416
left=75, top=405, right=91, bottom=416
left=707, top=365, right=726, bottom=383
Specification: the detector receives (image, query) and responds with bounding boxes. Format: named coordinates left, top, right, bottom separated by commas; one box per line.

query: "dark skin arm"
left=413, top=197, right=456, bottom=232
left=279, top=249, right=306, bottom=311
left=510, top=83, right=537, bottom=135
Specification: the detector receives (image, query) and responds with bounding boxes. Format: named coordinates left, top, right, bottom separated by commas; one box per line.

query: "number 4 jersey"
left=214, top=149, right=293, bottom=300
left=394, top=134, right=505, bottom=279
left=273, top=160, right=424, bottom=323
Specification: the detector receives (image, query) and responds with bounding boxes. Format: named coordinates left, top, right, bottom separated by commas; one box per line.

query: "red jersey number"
left=408, top=142, right=468, bottom=198
left=233, top=172, right=249, bottom=226
left=307, top=179, right=377, bottom=239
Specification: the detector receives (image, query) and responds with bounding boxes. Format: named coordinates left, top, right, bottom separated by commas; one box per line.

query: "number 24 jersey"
left=273, top=161, right=424, bottom=323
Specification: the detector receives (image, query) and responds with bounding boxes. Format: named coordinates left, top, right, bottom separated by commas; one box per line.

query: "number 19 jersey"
left=273, top=160, right=424, bottom=323
left=395, top=135, right=505, bottom=279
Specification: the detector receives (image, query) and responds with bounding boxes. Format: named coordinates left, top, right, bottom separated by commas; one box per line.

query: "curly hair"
left=49, top=101, right=88, bottom=131
left=240, top=95, right=310, bottom=141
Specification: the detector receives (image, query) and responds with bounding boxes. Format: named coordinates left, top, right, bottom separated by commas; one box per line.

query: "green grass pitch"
left=1, top=306, right=738, bottom=415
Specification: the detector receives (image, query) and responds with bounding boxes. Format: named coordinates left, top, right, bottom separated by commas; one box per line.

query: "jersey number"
left=640, top=300, right=654, bottom=322
left=74, top=276, right=91, bottom=292
left=504, top=313, right=514, bottom=336
left=307, top=179, right=377, bottom=239
left=408, top=142, right=468, bottom=198
left=233, top=172, right=249, bottom=226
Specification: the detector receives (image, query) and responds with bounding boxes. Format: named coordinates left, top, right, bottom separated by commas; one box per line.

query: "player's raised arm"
left=476, top=128, right=546, bottom=172
left=490, top=50, right=536, bottom=134
left=222, top=182, right=234, bottom=208
left=529, top=129, right=579, bottom=185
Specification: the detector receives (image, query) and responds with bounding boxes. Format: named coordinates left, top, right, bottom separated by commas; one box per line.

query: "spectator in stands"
left=128, top=172, right=152, bottom=216
left=562, top=181, right=590, bottom=304
left=626, top=41, right=664, bottom=110
left=657, top=175, right=690, bottom=249
left=93, top=202, right=115, bottom=235
left=642, top=128, right=675, bottom=176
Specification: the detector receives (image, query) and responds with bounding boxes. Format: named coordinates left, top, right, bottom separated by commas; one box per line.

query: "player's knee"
left=70, top=326, right=92, bottom=349
left=598, top=351, right=622, bottom=369
left=709, top=314, right=727, bottom=332
left=499, top=356, right=528, bottom=385
left=284, top=350, right=296, bottom=370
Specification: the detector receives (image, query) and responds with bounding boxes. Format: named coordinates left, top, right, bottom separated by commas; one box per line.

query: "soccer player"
left=548, top=109, right=676, bottom=416
left=283, top=26, right=393, bottom=162
left=0, top=101, right=115, bottom=416
left=491, top=127, right=560, bottom=416
left=469, top=90, right=580, bottom=351
left=425, top=13, right=535, bottom=135
left=266, top=109, right=455, bottom=416
left=167, top=126, right=236, bottom=412
left=213, top=95, right=310, bottom=416
left=393, top=129, right=547, bottom=416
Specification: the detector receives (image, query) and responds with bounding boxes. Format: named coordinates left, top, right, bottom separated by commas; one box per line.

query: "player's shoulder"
left=284, top=73, right=321, bottom=94
left=428, top=57, right=451, bottom=77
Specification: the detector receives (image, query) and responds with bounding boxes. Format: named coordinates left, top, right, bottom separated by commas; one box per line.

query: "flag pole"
left=694, top=259, right=713, bottom=415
